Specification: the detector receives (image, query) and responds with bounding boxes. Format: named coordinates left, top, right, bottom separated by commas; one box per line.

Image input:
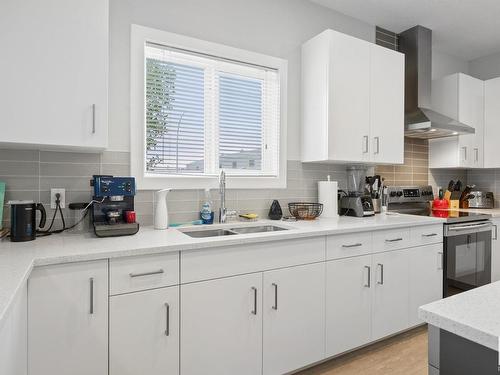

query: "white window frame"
left=130, top=24, right=288, bottom=190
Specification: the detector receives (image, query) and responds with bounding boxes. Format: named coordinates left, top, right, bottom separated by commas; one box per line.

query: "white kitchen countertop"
left=419, top=282, right=500, bottom=351
left=0, top=213, right=443, bottom=326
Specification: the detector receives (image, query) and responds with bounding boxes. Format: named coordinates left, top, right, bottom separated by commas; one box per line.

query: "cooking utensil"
left=288, top=202, right=323, bottom=220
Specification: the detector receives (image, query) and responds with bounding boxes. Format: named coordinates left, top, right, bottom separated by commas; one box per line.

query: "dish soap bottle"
left=200, top=189, right=214, bottom=224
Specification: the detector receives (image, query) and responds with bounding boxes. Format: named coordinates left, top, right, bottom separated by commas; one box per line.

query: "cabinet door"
left=0, top=0, right=108, bottom=149
left=109, top=287, right=179, bottom=375
left=408, top=244, right=443, bottom=326
left=484, top=78, right=500, bottom=168
left=181, top=273, right=262, bottom=375
left=371, top=249, right=409, bottom=340
left=458, top=74, right=484, bottom=168
left=328, top=30, right=371, bottom=163
left=370, top=45, right=404, bottom=164
left=263, top=263, right=325, bottom=375
left=28, top=260, right=108, bottom=375
left=326, top=255, right=372, bottom=357
left=0, top=285, right=27, bottom=375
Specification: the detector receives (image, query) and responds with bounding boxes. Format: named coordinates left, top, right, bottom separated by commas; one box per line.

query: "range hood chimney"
left=398, top=26, right=475, bottom=139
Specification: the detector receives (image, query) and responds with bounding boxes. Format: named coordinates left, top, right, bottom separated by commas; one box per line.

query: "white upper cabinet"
left=370, top=44, right=405, bottom=164
left=430, top=73, right=484, bottom=168
left=0, top=0, right=108, bottom=150
left=484, top=77, right=500, bottom=168
left=301, top=29, right=404, bottom=164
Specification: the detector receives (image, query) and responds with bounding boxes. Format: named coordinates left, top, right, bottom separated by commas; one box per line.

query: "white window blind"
left=144, top=43, right=280, bottom=177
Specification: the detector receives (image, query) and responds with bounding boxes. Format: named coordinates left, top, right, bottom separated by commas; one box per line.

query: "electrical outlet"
left=50, top=188, right=66, bottom=209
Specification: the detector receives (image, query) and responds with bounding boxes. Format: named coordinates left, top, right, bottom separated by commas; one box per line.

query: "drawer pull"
left=251, top=287, right=258, bottom=315
left=385, top=237, right=403, bottom=243
left=364, top=266, right=371, bottom=288
left=164, top=303, right=170, bottom=336
left=89, top=277, right=94, bottom=315
left=129, top=269, right=165, bottom=278
left=272, top=283, right=278, bottom=310
left=377, top=263, right=384, bottom=285
left=422, top=233, right=438, bottom=237
left=342, top=243, right=363, bottom=248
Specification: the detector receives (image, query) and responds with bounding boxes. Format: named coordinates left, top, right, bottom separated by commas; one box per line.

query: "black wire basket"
left=288, top=202, right=323, bottom=220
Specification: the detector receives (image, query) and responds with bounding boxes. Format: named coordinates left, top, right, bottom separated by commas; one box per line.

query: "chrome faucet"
left=219, top=170, right=226, bottom=223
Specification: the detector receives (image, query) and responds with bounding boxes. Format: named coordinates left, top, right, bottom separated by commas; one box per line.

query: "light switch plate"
left=50, top=188, right=66, bottom=209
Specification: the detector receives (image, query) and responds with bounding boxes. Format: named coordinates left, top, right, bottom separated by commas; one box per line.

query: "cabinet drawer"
left=411, top=225, right=443, bottom=246
left=181, top=237, right=326, bottom=283
left=373, top=228, right=410, bottom=252
left=110, top=253, right=179, bottom=295
left=327, top=232, right=372, bottom=260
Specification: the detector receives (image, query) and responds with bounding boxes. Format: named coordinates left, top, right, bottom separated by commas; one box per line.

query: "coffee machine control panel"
left=92, top=176, right=136, bottom=198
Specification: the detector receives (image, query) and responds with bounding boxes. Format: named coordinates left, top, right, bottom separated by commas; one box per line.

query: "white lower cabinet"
left=408, top=244, right=444, bottom=326
left=263, top=263, right=325, bottom=375
left=28, top=260, right=108, bottom=375
left=371, top=249, right=410, bottom=340
left=109, top=286, right=179, bottom=375
left=181, top=273, right=263, bottom=375
left=0, top=284, right=27, bottom=375
left=326, top=255, right=372, bottom=357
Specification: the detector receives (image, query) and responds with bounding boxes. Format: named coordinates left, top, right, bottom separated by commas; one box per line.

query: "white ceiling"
left=311, top=0, right=500, bottom=61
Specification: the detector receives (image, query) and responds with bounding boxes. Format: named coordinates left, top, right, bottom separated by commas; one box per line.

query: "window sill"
left=134, top=173, right=287, bottom=190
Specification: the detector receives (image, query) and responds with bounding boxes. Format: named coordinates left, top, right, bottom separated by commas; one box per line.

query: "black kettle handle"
left=37, top=203, right=47, bottom=229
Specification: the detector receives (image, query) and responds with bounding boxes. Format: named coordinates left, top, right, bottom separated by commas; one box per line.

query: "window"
left=131, top=25, right=287, bottom=190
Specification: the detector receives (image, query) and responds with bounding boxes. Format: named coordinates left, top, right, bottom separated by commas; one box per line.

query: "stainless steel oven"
left=444, top=220, right=493, bottom=296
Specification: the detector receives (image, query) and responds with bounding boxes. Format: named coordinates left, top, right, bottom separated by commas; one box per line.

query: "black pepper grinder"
left=268, top=200, right=283, bottom=220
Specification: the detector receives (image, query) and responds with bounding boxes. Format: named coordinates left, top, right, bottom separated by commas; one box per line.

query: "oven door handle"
left=447, top=223, right=492, bottom=231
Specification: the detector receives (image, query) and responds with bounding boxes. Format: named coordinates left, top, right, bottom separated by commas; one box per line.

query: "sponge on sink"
left=239, top=213, right=259, bottom=220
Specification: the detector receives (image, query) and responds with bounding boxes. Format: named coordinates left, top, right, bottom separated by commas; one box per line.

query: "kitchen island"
left=420, top=282, right=500, bottom=374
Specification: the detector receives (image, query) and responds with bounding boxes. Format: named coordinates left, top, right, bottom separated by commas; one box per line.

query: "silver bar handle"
left=272, top=283, right=278, bottom=310
left=164, top=303, right=170, bottom=336
left=251, top=287, right=257, bottom=315
left=363, top=136, right=369, bottom=153
left=385, top=237, right=403, bottom=242
left=364, top=266, right=371, bottom=288
left=474, top=148, right=479, bottom=163
left=89, top=277, right=94, bottom=315
left=462, top=146, right=467, bottom=161
left=422, top=233, right=438, bottom=237
left=374, top=137, right=380, bottom=155
left=448, top=223, right=492, bottom=231
left=129, top=269, right=164, bottom=278
left=342, top=243, right=363, bottom=248
left=438, top=252, right=443, bottom=270
left=377, top=263, right=384, bottom=285
left=92, top=104, right=96, bottom=134
left=493, top=225, right=498, bottom=240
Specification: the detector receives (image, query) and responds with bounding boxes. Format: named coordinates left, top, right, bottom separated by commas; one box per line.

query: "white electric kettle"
left=154, top=189, right=171, bottom=229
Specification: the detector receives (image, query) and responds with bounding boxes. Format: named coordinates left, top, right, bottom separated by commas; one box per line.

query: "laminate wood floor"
left=297, top=326, right=428, bottom=375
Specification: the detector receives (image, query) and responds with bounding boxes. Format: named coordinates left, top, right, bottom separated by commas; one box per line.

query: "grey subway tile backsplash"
left=0, top=149, right=351, bottom=228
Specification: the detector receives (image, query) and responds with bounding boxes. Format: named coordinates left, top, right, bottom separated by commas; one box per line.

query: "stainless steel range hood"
left=398, top=26, right=475, bottom=139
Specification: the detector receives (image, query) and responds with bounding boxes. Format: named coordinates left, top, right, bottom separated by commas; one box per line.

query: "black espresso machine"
left=90, top=175, right=140, bottom=237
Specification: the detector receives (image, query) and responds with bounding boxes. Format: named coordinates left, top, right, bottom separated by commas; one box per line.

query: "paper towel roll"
left=318, top=179, right=338, bottom=218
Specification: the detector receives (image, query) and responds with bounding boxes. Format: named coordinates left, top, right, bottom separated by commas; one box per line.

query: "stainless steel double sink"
left=181, top=225, right=288, bottom=238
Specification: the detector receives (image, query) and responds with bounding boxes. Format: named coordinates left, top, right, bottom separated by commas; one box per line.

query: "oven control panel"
left=386, top=185, right=434, bottom=203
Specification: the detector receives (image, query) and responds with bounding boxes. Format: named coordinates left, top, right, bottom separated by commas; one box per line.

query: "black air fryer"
left=9, top=201, right=46, bottom=242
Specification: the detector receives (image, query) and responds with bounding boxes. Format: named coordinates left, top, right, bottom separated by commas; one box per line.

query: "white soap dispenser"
left=154, top=188, right=171, bottom=229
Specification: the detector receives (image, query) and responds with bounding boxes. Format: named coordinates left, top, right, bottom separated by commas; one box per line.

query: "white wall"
left=432, top=50, right=469, bottom=80
left=109, top=0, right=375, bottom=159
left=469, top=51, right=500, bottom=80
